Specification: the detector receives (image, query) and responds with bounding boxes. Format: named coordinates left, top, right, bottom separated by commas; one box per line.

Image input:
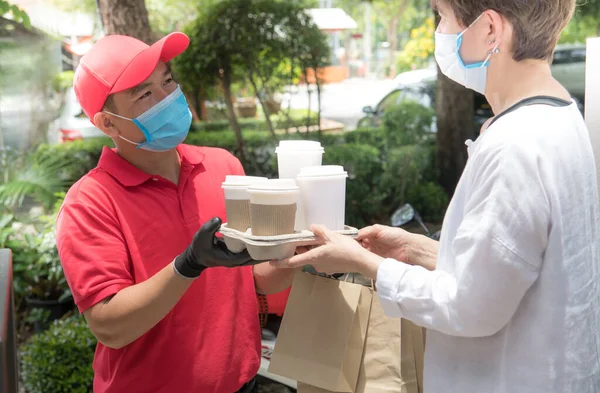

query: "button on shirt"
left=56, top=144, right=260, bottom=393
left=376, top=103, right=600, bottom=392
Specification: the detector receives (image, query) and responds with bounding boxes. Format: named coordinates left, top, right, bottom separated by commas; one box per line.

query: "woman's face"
left=435, top=1, right=463, bottom=35
left=436, top=1, right=494, bottom=65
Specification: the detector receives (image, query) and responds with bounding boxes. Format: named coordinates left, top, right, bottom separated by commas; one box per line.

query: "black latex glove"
left=173, top=217, right=253, bottom=279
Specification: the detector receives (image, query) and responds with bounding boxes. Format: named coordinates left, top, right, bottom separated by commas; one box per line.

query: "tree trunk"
left=221, top=71, right=245, bottom=162
left=199, top=86, right=207, bottom=121
left=184, top=89, right=200, bottom=122
left=435, top=67, right=474, bottom=197
left=383, top=0, right=408, bottom=78
left=387, top=17, right=399, bottom=77
left=304, top=69, right=312, bottom=134
left=314, top=66, right=322, bottom=136
left=248, top=74, right=276, bottom=138
left=285, top=57, right=295, bottom=135
left=97, top=0, right=155, bottom=44
left=188, top=86, right=207, bottom=122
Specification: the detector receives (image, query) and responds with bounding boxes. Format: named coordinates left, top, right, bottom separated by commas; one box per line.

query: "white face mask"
left=434, top=13, right=500, bottom=95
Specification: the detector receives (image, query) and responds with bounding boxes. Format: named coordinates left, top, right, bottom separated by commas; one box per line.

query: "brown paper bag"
left=297, top=294, right=425, bottom=393
left=269, top=272, right=373, bottom=392
left=408, top=320, right=425, bottom=393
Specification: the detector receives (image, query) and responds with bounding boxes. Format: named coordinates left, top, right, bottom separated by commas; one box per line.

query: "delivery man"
left=56, top=32, right=295, bottom=393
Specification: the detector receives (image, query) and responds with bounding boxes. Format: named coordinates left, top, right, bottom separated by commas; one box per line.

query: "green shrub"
left=344, top=128, right=387, bottom=153
left=51, top=71, right=75, bottom=92
left=323, top=144, right=385, bottom=228
left=406, top=181, right=449, bottom=223
left=2, top=194, right=72, bottom=325
left=35, top=115, right=448, bottom=227
left=380, top=144, right=441, bottom=220
left=383, top=101, right=435, bottom=147
left=190, top=110, right=319, bottom=133
left=34, top=137, right=112, bottom=184
left=21, top=315, right=97, bottom=393
left=186, top=131, right=342, bottom=179
left=6, top=224, right=70, bottom=305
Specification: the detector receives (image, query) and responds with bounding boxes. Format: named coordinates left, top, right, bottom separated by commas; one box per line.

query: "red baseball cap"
left=74, top=32, right=190, bottom=124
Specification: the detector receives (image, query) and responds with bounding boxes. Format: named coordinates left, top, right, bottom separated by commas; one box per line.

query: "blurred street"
left=286, top=78, right=397, bottom=130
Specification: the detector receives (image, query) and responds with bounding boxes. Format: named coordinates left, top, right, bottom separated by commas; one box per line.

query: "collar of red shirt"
left=98, top=144, right=206, bottom=187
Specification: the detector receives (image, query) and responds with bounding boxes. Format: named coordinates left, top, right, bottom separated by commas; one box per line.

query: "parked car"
left=47, top=88, right=104, bottom=144
left=357, top=79, right=492, bottom=133
left=360, top=44, right=586, bottom=132
left=551, top=44, right=586, bottom=102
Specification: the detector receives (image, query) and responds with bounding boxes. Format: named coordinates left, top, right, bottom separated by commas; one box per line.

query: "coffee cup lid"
left=222, top=176, right=268, bottom=188
left=247, top=179, right=299, bottom=191
left=275, top=140, right=324, bottom=153
left=297, top=165, right=348, bottom=178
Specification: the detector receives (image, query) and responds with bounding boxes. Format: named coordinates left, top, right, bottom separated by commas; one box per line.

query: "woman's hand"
left=357, top=224, right=439, bottom=271
left=271, top=225, right=384, bottom=280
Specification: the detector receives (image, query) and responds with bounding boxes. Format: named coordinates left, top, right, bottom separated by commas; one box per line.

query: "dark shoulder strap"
left=487, top=96, right=572, bottom=128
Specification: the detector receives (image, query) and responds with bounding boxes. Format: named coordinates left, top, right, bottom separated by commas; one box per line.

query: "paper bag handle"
left=343, top=273, right=375, bottom=289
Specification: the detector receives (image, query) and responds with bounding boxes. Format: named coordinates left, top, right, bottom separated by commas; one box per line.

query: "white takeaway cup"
left=222, top=176, right=269, bottom=200
left=296, top=165, right=348, bottom=231
left=275, top=140, right=325, bottom=180
left=275, top=140, right=324, bottom=230
left=222, top=176, right=268, bottom=231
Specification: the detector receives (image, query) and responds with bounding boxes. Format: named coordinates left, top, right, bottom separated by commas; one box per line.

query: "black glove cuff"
left=173, top=248, right=206, bottom=279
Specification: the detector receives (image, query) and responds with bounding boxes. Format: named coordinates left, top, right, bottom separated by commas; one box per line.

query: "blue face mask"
left=434, top=13, right=501, bottom=95
left=106, top=85, right=192, bottom=152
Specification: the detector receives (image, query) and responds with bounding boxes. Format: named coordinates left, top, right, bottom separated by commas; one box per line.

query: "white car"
left=551, top=44, right=586, bottom=101
left=47, top=88, right=104, bottom=144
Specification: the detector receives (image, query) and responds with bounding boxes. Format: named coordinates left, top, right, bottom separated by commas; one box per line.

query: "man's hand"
left=174, top=217, right=254, bottom=278
left=357, top=225, right=439, bottom=271
left=84, top=217, right=255, bottom=349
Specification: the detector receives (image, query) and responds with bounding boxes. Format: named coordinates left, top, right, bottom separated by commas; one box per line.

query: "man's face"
left=94, top=61, right=177, bottom=145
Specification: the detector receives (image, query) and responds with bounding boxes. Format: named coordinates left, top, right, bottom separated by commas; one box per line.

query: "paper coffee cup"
left=296, top=165, right=348, bottom=231
left=247, top=179, right=299, bottom=236
left=222, top=176, right=268, bottom=231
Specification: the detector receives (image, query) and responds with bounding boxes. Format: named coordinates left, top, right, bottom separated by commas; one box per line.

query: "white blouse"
left=376, top=102, right=600, bottom=393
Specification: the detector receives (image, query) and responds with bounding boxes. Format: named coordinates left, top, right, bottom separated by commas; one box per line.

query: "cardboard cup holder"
left=219, top=223, right=359, bottom=261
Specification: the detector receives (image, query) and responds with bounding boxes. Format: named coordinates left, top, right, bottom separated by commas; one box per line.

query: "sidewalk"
left=275, top=118, right=345, bottom=135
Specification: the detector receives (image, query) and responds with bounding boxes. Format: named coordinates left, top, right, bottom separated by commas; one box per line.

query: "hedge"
left=33, top=103, right=448, bottom=224
left=191, top=109, right=319, bottom=133
left=21, top=316, right=96, bottom=393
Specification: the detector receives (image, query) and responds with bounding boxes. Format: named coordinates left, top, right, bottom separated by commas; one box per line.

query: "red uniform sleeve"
left=56, top=201, right=133, bottom=313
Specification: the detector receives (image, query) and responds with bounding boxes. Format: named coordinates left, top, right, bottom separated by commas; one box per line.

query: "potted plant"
left=27, top=230, right=73, bottom=332
left=235, top=97, right=258, bottom=118
left=9, top=225, right=74, bottom=332
left=265, top=98, right=281, bottom=115
left=2, top=200, right=74, bottom=333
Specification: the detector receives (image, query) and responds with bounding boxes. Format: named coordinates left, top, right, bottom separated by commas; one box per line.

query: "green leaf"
left=0, top=213, right=13, bottom=229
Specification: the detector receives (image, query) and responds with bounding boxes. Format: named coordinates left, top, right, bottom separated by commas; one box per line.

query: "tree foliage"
left=396, top=16, right=435, bottom=73
left=0, top=0, right=31, bottom=28
left=559, top=1, right=600, bottom=43
left=173, top=0, right=329, bottom=151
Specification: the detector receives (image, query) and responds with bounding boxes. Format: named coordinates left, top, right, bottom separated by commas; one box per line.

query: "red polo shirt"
left=56, top=144, right=261, bottom=393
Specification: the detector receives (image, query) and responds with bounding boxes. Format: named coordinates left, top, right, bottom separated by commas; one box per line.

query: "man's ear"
left=93, top=112, right=119, bottom=138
